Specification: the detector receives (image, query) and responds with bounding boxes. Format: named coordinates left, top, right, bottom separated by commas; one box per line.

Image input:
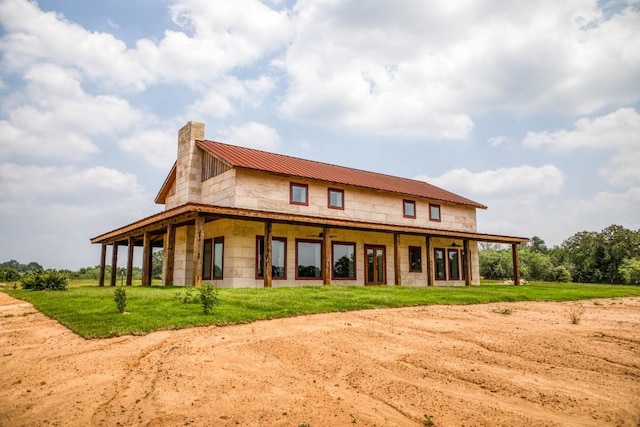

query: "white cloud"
left=488, top=136, right=507, bottom=147
left=0, top=163, right=146, bottom=217
left=118, top=129, right=176, bottom=169
left=279, top=0, right=640, bottom=137
left=523, top=108, right=640, bottom=186
left=215, top=122, right=280, bottom=151
left=0, top=0, right=291, bottom=90
left=0, top=63, right=150, bottom=161
left=417, top=165, right=565, bottom=199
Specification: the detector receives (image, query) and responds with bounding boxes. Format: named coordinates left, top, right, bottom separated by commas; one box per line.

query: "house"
left=91, top=122, right=528, bottom=288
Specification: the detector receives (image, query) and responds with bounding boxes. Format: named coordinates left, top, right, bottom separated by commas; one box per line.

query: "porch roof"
left=91, top=203, right=529, bottom=246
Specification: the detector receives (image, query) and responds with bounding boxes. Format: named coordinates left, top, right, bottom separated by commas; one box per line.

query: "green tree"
left=619, top=258, right=640, bottom=285
left=152, top=250, right=163, bottom=280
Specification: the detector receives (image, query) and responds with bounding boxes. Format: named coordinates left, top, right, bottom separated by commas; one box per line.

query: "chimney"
left=174, top=121, right=205, bottom=206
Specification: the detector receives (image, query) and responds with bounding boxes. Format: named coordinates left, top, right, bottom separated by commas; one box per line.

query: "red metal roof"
left=197, top=140, right=487, bottom=209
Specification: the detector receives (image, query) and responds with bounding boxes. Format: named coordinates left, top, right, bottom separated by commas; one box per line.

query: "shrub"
left=619, top=258, right=640, bottom=285
left=199, top=283, right=219, bottom=315
left=552, top=265, right=572, bottom=283
left=21, top=270, right=68, bottom=291
left=114, top=287, right=127, bottom=314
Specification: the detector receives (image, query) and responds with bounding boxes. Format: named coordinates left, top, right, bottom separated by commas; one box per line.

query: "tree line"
left=480, top=225, right=640, bottom=284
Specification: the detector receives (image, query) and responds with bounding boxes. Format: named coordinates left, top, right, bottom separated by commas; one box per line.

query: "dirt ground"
left=0, top=293, right=639, bottom=427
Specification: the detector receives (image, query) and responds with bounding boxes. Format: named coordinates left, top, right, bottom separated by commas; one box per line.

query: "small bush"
left=567, top=305, right=584, bottom=324
left=174, top=286, right=199, bottom=304
left=199, top=283, right=219, bottom=315
left=114, top=287, right=127, bottom=314
left=21, top=270, right=68, bottom=291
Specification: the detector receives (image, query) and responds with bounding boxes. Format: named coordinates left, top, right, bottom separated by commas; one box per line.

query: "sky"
left=0, top=0, right=639, bottom=270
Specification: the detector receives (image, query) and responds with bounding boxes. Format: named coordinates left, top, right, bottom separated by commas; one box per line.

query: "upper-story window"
left=429, top=203, right=441, bottom=222
left=403, top=200, right=416, bottom=218
left=290, top=183, right=309, bottom=206
left=328, top=188, right=344, bottom=209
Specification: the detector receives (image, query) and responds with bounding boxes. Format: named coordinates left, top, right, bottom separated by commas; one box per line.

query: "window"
left=256, top=236, right=287, bottom=279
left=202, top=237, right=224, bottom=280
left=332, top=242, right=356, bottom=279
left=403, top=200, right=416, bottom=218
left=296, top=239, right=322, bottom=279
left=429, top=203, right=441, bottom=222
left=290, top=183, right=308, bottom=205
left=448, top=249, right=460, bottom=280
left=409, top=246, right=422, bottom=272
left=434, top=248, right=446, bottom=280
left=328, top=188, right=344, bottom=209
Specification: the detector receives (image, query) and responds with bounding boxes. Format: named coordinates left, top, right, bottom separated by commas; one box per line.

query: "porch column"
left=192, top=215, right=205, bottom=287
left=425, top=236, right=434, bottom=286
left=126, top=236, right=134, bottom=286
left=142, top=231, right=152, bottom=286
left=394, top=233, right=401, bottom=286
left=110, top=242, right=119, bottom=287
left=463, top=239, right=472, bottom=286
left=264, top=220, right=272, bottom=288
left=323, top=226, right=331, bottom=285
left=164, top=224, right=175, bottom=286
left=98, top=244, right=107, bottom=287
left=512, top=243, right=521, bottom=285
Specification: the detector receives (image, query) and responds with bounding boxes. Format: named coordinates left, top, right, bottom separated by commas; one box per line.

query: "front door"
left=365, top=245, right=386, bottom=285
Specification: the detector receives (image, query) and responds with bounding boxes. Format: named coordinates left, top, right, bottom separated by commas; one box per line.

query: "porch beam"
left=110, top=242, right=118, bottom=287
left=264, top=221, right=273, bottom=288
left=126, top=237, right=134, bottom=286
left=463, top=239, right=472, bottom=286
left=141, top=231, right=152, bottom=286
left=394, top=233, right=401, bottom=286
left=164, top=224, right=175, bottom=286
left=99, top=244, right=107, bottom=287
left=323, top=226, right=331, bottom=285
left=425, top=236, right=434, bottom=286
left=512, top=243, right=521, bottom=285
left=192, top=215, right=205, bottom=287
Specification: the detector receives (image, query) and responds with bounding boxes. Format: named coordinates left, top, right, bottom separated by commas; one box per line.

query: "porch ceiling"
left=90, top=203, right=529, bottom=246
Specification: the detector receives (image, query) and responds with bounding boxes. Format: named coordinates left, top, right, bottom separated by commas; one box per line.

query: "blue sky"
left=0, top=0, right=639, bottom=269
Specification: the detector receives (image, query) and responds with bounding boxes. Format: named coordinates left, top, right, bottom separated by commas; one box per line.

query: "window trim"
left=434, top=248, right=447, bottom=281
left=295, top=238, right=323, bottom=280
left=429, top=203, right=441, bottom=222
left=331, top=241, right=357, bottom=280
left=255, top=236, right=288, bottom=280
left=408, top=246, right=422, bottom=273
left=202, top=236, right=224, bottom=280
left=290, top=182, right=309, bottom=206
left=327, top=188, right=345, bottom=210
left=448, top=248, right=461, bottom=280
left=403, top=199, right=416, bottom=219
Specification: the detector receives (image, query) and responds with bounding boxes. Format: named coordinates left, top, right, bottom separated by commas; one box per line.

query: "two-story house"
left=91, top=122, right=528, bottom=288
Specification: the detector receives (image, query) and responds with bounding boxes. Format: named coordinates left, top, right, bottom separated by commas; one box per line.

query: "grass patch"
left=2, top=282, right=639, bottom=339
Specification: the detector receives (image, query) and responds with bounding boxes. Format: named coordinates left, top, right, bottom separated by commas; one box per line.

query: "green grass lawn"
left=2, top=282, right=639, bottom=339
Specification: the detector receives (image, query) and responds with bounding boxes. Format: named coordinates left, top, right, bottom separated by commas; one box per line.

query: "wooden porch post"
left=164, top=224, right=175, bottom=286
left=192, top=215, right=205, bottom=287
left=99, top=244, right=107, bottom=287
left=323, top=227, right=331, bottom=285
left=142, top=231, right=152, bottom=286
left=110, top=242, right=118, bottom=287
left=512, top=243, right=521, bottom=285
left=394, top=233, right=401, bottom=286
left=126, top=237, right=134, bottom=286
left=425, top=236, right=434, bottom=287
left=463, top=239, right=472, bottom=286
left=264, top=221, right=273, bottom=288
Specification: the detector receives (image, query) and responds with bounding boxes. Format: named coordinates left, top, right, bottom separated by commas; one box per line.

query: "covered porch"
left=90, top=203, right=528, bottom=288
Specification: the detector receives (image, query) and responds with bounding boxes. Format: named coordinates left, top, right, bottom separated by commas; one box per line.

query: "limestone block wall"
left=169, top=218, right=481, bottom=288
left=232, top=169, right=478, bottom=232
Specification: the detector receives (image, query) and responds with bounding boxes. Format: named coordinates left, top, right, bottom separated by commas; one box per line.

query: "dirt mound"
left=1, top=292, right=639, bottom=426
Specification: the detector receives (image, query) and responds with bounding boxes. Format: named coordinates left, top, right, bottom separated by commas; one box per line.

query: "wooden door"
left=365, top=245, right=386, bottom=285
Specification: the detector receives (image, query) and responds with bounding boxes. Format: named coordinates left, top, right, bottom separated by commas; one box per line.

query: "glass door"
left=365, top=245, right=386, bottom=285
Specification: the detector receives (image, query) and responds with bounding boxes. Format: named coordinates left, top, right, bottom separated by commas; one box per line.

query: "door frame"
left=364, top=244, right=386, bottom=285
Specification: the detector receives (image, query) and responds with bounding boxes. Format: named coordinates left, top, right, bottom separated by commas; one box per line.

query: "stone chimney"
left=174, top=121, right=205, bottom=206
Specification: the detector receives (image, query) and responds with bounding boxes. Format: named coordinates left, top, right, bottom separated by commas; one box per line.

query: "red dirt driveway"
left=0, top=292, right=639, bottom=426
